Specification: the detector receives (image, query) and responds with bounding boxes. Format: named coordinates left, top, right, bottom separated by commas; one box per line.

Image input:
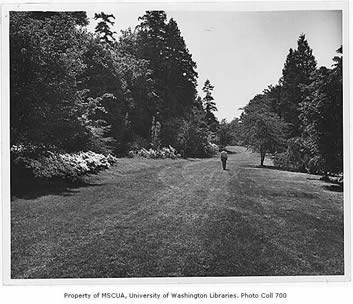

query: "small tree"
left=240, top=103, right=287, bottom=166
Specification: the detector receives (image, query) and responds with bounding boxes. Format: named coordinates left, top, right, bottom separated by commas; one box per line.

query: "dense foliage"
left=11, top=12, right=93, bottom=152
left=10, top=11, right=222, bottom=182
left=230, top=35, right=342, bottom=175
left=279, top=35, right=317, bottom=137
left=299, top=47, right=343, bottom=174
left=11, top=12, right=342, bottom=181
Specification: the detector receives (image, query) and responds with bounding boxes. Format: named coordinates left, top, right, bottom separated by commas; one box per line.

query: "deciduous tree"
left=240, top=95, right=287, bottom=166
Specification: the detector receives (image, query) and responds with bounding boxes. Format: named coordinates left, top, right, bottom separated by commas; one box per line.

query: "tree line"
left=226, top=34, right=343, bottom=176
left=10, top=12, right=342, bottom=178
left=10, top=11, right=220, bottom=160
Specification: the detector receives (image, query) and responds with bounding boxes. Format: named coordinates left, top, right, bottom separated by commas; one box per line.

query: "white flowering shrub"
left=204, top=142, right=219, bottom=157
left=15, top=151, right=118, bottom=181
left=129, top=146, right=179, bottom=159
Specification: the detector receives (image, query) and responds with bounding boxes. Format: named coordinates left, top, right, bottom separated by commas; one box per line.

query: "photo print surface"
left=8, top=6, right=344, bottom=280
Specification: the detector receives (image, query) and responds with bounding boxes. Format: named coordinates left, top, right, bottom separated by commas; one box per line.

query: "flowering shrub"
left=204, top=142, right=219, bottom=157
left=13, top=151, right=118, bottom=181
left=129, top=146, right=180, bottom=159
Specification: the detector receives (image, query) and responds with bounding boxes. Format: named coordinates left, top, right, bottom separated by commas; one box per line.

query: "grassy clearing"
left=11, top=147, right=344, bottom=278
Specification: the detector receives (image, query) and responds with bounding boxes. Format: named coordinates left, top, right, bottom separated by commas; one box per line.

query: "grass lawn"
left=11, top=146, right=344, bottom=278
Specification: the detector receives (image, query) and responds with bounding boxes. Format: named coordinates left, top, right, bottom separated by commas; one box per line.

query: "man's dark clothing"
left=220, top=150, right=228, bottom=170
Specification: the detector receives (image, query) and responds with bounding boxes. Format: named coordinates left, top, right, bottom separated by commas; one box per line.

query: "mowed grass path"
left=11, top=146, right=344, bottom=278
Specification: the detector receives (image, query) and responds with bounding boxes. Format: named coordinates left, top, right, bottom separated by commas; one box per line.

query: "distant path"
left=11, top=146, right=344, bottom=278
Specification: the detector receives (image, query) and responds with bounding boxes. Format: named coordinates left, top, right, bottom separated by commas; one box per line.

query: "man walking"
left=220, top=148, right=228, bottom=170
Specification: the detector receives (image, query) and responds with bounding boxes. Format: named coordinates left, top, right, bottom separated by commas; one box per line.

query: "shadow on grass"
left=250, top=166, right=343, bottom=193
left=307, top=177, right=343, bottom=192
left=307, top=177, right=320, bottom=181
left=11, top=177, right=102, bottom=200
left=323, top=184, right=343, bottom=192
left=246, top=164, right=283, bottom=171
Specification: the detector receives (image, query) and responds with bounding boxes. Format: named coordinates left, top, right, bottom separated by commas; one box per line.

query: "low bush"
left=273, top=138, right=308, bottom=172
left=273, top=153, right=297, bottom=171
left=129, top=143, right=218, bottom=159
left=306, top=155, right=325, bottom=175
left=128, top=146, right=180, bottom=159
left=320, top=174, right=343, bottom=185
left=12, top=150, right=118, bottom=181
left=127, top=136, right=150, bottom=152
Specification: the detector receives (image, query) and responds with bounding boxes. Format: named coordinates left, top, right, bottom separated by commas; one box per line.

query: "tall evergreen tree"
left=299, top=47, right=343, bottom=174
left=280, top=34, right=317, bottom=137
left=202, top=79, right=218, bottom=131
left=136, top=11, right=168, bottom=80
left=163, top=18, right=198, bottom=117
left=136, top=11, right=198, bottom=145
left=94, top=12, right=116, bottom=44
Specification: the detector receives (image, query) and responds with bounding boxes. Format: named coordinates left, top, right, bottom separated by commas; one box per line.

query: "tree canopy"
left=235, top=34, right=342, bottom=175
left=240, top=94, right=287, bottom=166
left=10, top=10, right=218, bottom=159
left=299, top=47, right=343, bottom=174
left=279, top=34, right=317, bottom=137
left=10, top=12, right=342, bottom=176
left=94, top=12, right=116, bottom=44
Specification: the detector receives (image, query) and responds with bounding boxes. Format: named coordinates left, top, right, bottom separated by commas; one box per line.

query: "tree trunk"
left=260, top=149, right=266, bottom=166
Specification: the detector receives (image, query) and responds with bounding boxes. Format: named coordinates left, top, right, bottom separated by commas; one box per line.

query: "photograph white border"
left=1, top=0, right=350, bottom=286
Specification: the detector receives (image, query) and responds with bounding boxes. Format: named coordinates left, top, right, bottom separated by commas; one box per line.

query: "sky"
left=86, top=9, right=342, bottom=122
